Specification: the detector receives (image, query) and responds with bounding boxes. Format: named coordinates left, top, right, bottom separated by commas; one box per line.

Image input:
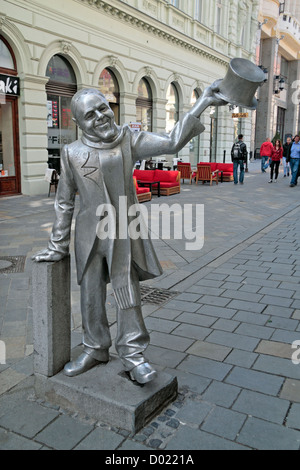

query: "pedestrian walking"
left=282, top=136, right=292, bottom=177
left=231, top=134, right=247, bottom=185
left=289, top=135, right=300, bottom=187
left=260, top=138, right=273, bottom=173
left=268, top=139, right=283, bottom=183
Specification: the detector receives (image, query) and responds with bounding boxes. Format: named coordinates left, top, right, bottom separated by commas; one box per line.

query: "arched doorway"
left=99, top=68, right=120, bottom=125
left=136, top=78, right=153, bottom=132
left=46, top=54, right=77, bottom=174
left=0, top=36, right=21, bottom=196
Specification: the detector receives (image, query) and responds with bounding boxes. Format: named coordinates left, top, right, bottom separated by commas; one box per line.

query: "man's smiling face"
left=74, top=92, right=119, bottom=143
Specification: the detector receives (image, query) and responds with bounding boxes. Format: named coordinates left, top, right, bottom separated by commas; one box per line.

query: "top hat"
left=215, top=58, right=266, bottom=110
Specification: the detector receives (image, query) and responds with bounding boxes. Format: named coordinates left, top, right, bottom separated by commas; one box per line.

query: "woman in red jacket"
left=268, top=139, right=283, bottom=183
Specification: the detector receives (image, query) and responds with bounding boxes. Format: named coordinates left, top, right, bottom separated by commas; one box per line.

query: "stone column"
left=32, top=256, right=71, bottom=377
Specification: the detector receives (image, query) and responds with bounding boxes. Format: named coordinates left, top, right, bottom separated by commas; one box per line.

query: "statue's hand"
left=202, top=80, right=228, bottom=107
left=31, top=249, right=65, bottom=263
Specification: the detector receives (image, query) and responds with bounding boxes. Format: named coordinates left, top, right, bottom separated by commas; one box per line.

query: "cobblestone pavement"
left=1, top=160, right=300, bottom=450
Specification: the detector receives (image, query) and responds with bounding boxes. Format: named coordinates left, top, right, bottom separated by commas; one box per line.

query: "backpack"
left=232, top=142, right=243, bottom=160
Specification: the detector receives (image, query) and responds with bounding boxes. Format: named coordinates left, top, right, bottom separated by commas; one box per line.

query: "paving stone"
left=198, top=295, right=231, bottom=308
left=186, top=340, right=231, bottom=361
left=212, top=318, right=240, bottom=332
left=197, top=305, right=237, bottom=319
left=74, top=426, right=124, bottom=450
left=226, top=299, right=266, bottom=314
left=164, top=368, right=211, bottom=395
left=266, top=316, right=299, bottom=331
left=234, top=323, right=274, bottom=340
left=201, top=406, right=246, bottom=440
left=150, top=331, right=194, bottom=352
left=0, top=401, right=59, bottom=439
left=0, top=427, right=42, bottom=450
left=163, top=300, right=200, bottom=313
left=233, top=389, right=290, bottom=424
left=145, top=317, right=179, bottom=334
left=175, top=312, right=217, bottom=328
left=233, top=311, right=270, bottom=326
left=285, top=403, right=300, bottom=430
left=174, top=292, right=202, bottom=302
left=36, top=414, right=93, bottom=450
left=263, top=305, right=294, bottom=319
left=224, top=349, right=258, bottom=368
left=258, top=287, right=295, bottom=298
left=259, top=295, right=293, bottom=308
left=172, top=324, right=211, bottom=341
left=177, top=355, right=232, bottom=381
left=253, top=355, right=300, bottom=380
left=201, top=381, right=240, bottom=408
left=226, top=366, right=284, bottom=395
left=255, top=340, right=295, bottom=359
left=146, top=345, right=186, bottom=369
left=150, top=308, right=182, bottom=320
left=165, top=426, right=247, bottom=450
left=237, top=416, right=300, bottom=450
left=206, top=330, right=260, bottom=352
left=174, top=398, right=213, bottom=425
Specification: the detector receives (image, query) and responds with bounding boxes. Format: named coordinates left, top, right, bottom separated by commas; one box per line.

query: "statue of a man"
left=32, top=83, right=227, bottom=384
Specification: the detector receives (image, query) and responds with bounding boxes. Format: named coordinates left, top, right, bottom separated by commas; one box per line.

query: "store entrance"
left=0, top=97, right=21, bottom=196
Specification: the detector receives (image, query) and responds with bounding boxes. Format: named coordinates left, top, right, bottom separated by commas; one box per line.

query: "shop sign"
left=130, top=122, right=142, bottom=132
left=0, top=74, right=20, bottom=97
left=232, top=112, right=249, bottom=118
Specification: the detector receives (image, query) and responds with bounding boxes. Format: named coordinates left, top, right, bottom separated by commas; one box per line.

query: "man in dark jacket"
left=283, top=136, right=292, bottom=177
left=231, top=134, right=248, bottom=184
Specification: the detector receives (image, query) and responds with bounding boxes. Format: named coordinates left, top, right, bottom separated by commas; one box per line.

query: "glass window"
left=195, top=0, right=202, bottom=22
left=0, top=38, right=14, bottom=70
left=136, top=78, right=152, bottom=132
left=166, top=83, right=179, bottom=133
left=216, top=1, right=222, bottom=35
left=46, top=56, right=77, bottom=167
left=99, top=68, right=120, bottom=124
left=46, top=55, right=76, bottom=84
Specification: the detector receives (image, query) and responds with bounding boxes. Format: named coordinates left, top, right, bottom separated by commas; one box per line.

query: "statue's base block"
left=34, top=357, right=178, bottom=435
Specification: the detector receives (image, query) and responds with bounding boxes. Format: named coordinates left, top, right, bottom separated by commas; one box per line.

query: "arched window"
left=99, top=68, right=120, bottom=125
left=166, top=83, right=179, bottom=133
left=136, top=78, right=152, bottom=132
left=46, top=55, right=77, bottom=170
left=189, top=90, right=200, bottom=165
left=0, top=36, right=20, bottom=195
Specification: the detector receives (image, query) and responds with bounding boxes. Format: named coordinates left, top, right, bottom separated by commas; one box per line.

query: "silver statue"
left=32, top=59, right=264, bottom=384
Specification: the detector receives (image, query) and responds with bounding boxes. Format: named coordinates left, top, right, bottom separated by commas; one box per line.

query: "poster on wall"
left=47, top=100, right=58, bottom=128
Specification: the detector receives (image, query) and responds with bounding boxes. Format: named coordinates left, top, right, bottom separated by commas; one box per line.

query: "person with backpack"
left=231, top=134, right=248, bottom=185
left=259, top=138, right=273, bottom=173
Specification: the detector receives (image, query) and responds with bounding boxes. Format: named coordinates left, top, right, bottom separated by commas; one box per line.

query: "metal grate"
left=0, top=256, right=26, bottom=274
left=140, top=285, right=177, bottom=305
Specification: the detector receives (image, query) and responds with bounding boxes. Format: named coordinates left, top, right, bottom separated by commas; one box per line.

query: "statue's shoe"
left=64, top=350, right=109, bottom=377
left=129, top=362, right=157, bottom=384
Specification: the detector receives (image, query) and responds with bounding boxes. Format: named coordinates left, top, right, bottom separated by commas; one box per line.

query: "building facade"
left=1, top=0, right=259, bottom=196
left=255, top=0, right=300, bottom=151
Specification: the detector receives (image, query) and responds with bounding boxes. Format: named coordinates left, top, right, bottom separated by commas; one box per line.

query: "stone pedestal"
left=32, top=258, right=178, bottom=434
left=32, top=256, right=71, bottom=377
left=35, top=354, right=178, bottom=434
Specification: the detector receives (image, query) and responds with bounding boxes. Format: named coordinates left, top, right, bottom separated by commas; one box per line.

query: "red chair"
left=177, top=162, right=193, bottom=184
left=133, top=176, right=151, bottom=202
left=196, top=164, right=219, bottom=186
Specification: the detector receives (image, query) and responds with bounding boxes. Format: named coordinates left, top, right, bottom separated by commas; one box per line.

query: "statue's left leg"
left=115, top=272, right=157, bottom=384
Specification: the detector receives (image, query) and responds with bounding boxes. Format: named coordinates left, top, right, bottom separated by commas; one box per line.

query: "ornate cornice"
left=79, top=0, right=229, bottom=66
